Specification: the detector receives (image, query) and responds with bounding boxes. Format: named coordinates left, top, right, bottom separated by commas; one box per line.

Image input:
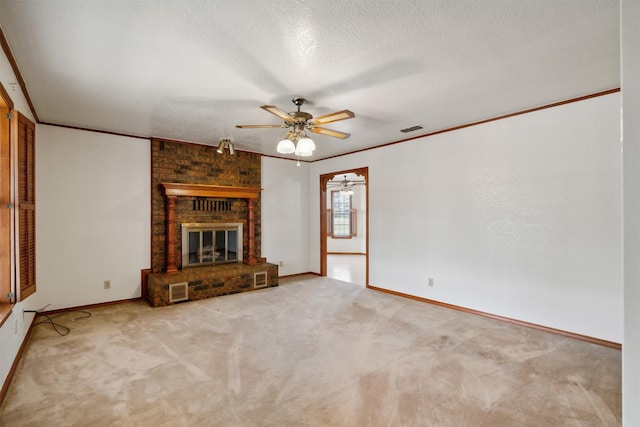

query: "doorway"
left=320, top=167, right=368, bottom=286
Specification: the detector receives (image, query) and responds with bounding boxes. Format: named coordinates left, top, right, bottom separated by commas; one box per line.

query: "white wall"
left=0, top=55, right=32, bottom=121
left=311, top=93, right=622, bottom=343
left=622, top=0, right=640, bottom=423
left=36, top=125, right=150, bottom=309
left=261, top=156, right=310, bottom=275
left=0, top=36, right=38, bottom=393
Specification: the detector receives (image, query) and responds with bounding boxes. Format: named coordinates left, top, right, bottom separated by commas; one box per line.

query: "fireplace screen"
left=181, top=223, right=243, bottom=267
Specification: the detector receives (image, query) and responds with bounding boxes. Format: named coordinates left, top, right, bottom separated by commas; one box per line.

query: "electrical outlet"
left=104, top=280, right=111, bottom=289
left=428, top=278, right=434, bottom=287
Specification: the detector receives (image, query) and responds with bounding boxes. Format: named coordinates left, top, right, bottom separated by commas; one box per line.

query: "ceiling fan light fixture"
left=236, top=97, right=355, bottom=157
left=277, top=138, right=296, bottom=154
left=295, top=136, right=315, bottom=157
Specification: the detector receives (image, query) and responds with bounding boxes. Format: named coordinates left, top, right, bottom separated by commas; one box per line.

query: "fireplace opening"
left=181, top=223, right=243, bottom=267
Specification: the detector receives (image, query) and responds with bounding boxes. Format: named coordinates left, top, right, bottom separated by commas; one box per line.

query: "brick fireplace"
left=145, top=138, right=278, bottom=307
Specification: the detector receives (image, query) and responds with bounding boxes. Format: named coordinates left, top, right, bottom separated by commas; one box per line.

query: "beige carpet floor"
left=0, top=275, right=621, bottom=426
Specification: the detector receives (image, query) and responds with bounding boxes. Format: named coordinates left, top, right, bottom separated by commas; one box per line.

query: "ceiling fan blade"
left=311, top=127, right=351, bottom=139
left=261, top=105, right=295, bottom=122
left=312, top=109, right=355, bottom=125
left=327, top=180, right=364, bottom=186
left=235, top=124, right=285, bottom=129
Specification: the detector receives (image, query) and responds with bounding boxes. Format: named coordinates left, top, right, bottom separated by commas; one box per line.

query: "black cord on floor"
left=25, top=309, right=92, bottom=336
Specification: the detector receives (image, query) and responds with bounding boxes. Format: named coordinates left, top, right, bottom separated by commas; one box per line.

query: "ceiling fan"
left=327, top=175, right=366, bottom=194
left=236, top=97, right=355, bottom=141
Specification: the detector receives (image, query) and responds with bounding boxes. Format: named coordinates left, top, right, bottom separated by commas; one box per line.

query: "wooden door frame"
left=320, top=167, right=369, bottom=286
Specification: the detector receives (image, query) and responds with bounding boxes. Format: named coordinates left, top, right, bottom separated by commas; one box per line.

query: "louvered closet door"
left=15, top=112, right=35, bottom=301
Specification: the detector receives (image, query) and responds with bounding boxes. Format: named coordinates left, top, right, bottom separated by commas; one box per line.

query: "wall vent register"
left=254, top=271, right=267, bottom=289
left=169, top=282, right=189, bottom=303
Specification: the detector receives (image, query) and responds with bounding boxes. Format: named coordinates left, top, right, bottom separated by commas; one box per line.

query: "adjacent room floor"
left=0, top=275, right=621, bottom=426
left=327, top=254, right=366, bottom=286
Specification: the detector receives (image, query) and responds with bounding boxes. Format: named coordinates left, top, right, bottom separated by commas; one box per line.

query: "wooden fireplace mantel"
left=160, top=183, right=263, bottom=273
left=161, top=183, right=261, bottom=199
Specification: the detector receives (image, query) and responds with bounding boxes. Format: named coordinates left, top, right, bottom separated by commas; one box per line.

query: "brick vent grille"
left=193, top=199, right=232, bottom=212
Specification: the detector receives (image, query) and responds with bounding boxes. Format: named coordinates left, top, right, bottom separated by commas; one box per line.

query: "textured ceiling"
left=0, top=1, right=620, bottom=160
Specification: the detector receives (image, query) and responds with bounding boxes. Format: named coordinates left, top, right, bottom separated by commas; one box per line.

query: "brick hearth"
left=146, top=262, right=278, bottom=307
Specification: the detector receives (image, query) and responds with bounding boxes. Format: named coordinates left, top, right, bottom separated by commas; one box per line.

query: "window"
left=328, top=190, right=356, bottom=238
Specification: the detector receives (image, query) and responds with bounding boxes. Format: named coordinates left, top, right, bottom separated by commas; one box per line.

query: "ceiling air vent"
left=169, top=282, right=189, bottom=303
left=400, top=125, right=424, bottom=133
